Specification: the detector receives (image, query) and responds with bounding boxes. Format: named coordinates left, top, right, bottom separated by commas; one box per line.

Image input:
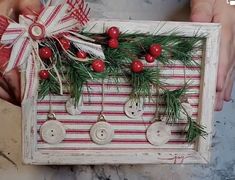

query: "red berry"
left=107, top=26, right=120, bottom=39
left=149, top=44, right=162, bottom=58
left=108, top=38, right=119, bottom=48
left=59, top=38, right=70, bottom=50
left=131, top=60, right=144, bottom=73
left=39, top=70, right=49, bottom=79
left=39, top=46, right=53, bottom=59
left=76, top=51, right=87, bottom=59
left=92, top=59, right=105, bottom=73
left=145, top=53, right=155, bottom=63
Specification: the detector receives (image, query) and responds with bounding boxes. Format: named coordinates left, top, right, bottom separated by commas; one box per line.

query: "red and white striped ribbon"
left=0, top=1, right=89, bottom=102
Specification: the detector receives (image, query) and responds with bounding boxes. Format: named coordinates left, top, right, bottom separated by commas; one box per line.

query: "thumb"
left=190, top=0, right=214, bottom=22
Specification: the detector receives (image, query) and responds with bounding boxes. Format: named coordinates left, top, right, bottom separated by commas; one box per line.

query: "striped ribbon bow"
left=0, top=0, right=96, bottom=102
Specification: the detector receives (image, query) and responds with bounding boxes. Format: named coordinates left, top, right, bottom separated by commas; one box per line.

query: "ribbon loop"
left=0, top=0, right=95, bottom=102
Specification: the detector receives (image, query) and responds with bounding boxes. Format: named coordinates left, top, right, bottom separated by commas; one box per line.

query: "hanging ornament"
left=146, top=119, right=171, bottom=146
left=131, top=60, right=144, bottom=73
left=146, top=86, right=171, bottom=146
left=145, top=53, right=155, bottom=63
left=92, top=59, right=105, bottom=73
left=124, top=98, right=144, bottom=119
left=65, top=97, right=83, bottom=115
left=108, top=38, right=119, bottom=49
left=179, top=102, right=194, bottom=120
left=40, top=119, right=66, bottom=144
left=90, top=81, right=114, bottom=145
left=39, top=46, right=53, bottom=60
left=39, top=70, right=50, bottom=80
left=76, top=50, right=87, bottom=59
left=40, top=100, right=66, bottom=144
left=90, top=114, right=114, bottom=145
left=107, top=26, right=120, bottom=39
left=59, top=38, right=71, bottom=50
left=149, top=44, right=162, bottom=58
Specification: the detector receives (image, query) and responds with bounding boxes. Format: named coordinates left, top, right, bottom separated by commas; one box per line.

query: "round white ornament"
left=146, top=121, right=171, bottom=146
left=124, top=98, right=144, bottom=119
left=40, top=120, right=66, bottom=144
left=90, top=121, right=114, bottom=145
left=179, top=102, right=193, bottom=120
left=66, top=97, right=83, bottom=115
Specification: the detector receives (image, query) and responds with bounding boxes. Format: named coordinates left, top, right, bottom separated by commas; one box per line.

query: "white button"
left=124, top=98, right=144, bottom=119
left=40, top=120, right=66, bottom=144
left=179, top=103, right=193, bottom=120
left=90, top=121, right=114, bottom=145
left=146, top=121, right=171, bottom=146
left=66, top=97, right=83, bottom=115
left=28, top=23, right=45, bottom=40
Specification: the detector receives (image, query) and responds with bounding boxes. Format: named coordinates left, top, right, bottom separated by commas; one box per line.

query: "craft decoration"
left=40, top=97, right=66, bottom=144
left=146, top=120, right=171, bottom=146
left=146, top=87, right=171, bottom=146
left=0, top=0, right=207, bottom=143
left=89, top=81, right=114, bottom=145
left=65, top=97, right=83, bottom=115
left=124, top=98, right=144, bottom=119
left=90, top=114, right=114, bottom=145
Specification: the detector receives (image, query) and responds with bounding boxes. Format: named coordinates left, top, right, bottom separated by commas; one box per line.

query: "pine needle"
left=128, top=68, right=161, bottom=99
left=186, top=117, right=208, bottom=143
left=162, top=86, right=188, bottom=123
left=38, top=73, right=60, bottom=99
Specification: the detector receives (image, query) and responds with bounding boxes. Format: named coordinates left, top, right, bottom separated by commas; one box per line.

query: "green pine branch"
left=162, top=86, right=188, bottom=123
left=186, top=117, right=208, bottom=143
left=38, top=73, right=60, bottom=99
left=128, top=68, right=161, bottom=99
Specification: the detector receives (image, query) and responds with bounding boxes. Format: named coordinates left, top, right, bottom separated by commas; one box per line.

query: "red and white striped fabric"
left=36, top=51, right=202, bottom=151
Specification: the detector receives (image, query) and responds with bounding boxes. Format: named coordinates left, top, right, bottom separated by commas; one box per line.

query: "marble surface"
left=1, top=0, right=235, bottom=180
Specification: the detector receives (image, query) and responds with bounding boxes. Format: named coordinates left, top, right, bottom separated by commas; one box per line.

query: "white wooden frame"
left=21, top=20, right=221, bottom=165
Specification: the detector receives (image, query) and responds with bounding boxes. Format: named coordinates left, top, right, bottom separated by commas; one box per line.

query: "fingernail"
left=215, top=102, right=223, bottom=111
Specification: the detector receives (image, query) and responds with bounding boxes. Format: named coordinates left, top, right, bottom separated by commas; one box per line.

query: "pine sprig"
left=162, top=37, right=202, bottom=67
left=64, top=60, right=108, bottom=104
left=162, top=86, right=188, bottom=123
left=83, top=32, right=201, bottom=66
left=162, top=85, right=208, bottom=142
left=128, top=68, right=161, bottom=99
left=186, top=117, right=208, bottom=143
left=38, top=73, right=60, bottom=99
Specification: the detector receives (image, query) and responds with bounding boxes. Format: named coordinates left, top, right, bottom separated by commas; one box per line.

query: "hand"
left=0, top=0, right=41, bottom=106
left=190, top=0, right=235, bottom=111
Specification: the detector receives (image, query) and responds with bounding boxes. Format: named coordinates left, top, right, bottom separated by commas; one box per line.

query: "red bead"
left=92, top=59, right=105, bottom=73
left=145, top=53, right=155, bottom=63
left=59, top=38, right=70, bottom=50
left=108, top=38, right=119, bottom=49
left=149, top=44, right=162, bottom=58
left=39, top=70, right=50, bottom=79
left=107, top=26, right=120, bottom=39
left=76, top=51, right=87, bottom=59
left=131, top=60, right=144, bottom=73
left=39, top=47, right=53, bottom=59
